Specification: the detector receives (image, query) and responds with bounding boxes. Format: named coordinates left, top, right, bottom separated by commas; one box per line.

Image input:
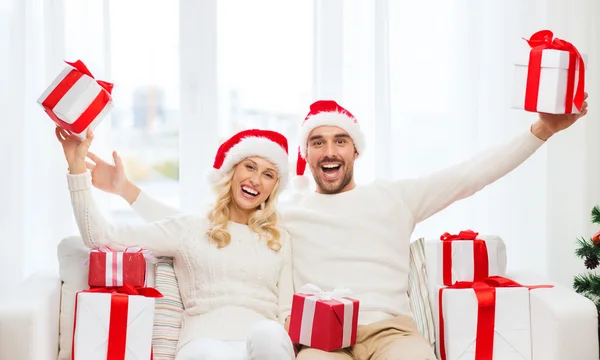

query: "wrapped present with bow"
left=437, top=276, right=553, bottom=360
left=288, top=284, right=359, bottom=352
left=88, top=246, right=155, bottom=288
left=431, top=230, right=507, bottom=286
left=511, top=29, right=587, bottom=114
left=72, top=284, right=163, bottom=360
left=37, top=59, right=114, bottom=139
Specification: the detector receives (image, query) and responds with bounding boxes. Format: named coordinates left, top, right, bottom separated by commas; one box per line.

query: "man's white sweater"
left=131, top=129, right=545, bottom=326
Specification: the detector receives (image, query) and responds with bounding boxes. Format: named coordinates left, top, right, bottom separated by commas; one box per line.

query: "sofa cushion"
left=151, top=257, right=184, bottom=359
left=57, top=236, right=89, bottom=360
left=408, top=237, right=436, bottom=346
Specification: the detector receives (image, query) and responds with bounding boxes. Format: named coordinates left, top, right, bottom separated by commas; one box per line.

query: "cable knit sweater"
left=128, top=129, right=545, bottom=326
left=67, top=172, right=293, bottom=351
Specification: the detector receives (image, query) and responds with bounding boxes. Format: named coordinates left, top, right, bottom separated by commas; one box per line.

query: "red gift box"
left=88, top=246, right=148, bottom=288
left=37, top=59, right=114, bottom=139
left=288, top=284, right=359, bottom=352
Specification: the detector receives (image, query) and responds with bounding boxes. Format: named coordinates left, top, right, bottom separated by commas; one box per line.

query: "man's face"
left=306, top=125, right=358, bottom=194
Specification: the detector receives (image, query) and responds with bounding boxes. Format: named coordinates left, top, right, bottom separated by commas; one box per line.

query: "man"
left=84, top=96, right=588, bottom=360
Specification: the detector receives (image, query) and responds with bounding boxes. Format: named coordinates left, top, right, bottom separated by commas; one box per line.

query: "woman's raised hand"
left=55, top=127, right=94, bottom=174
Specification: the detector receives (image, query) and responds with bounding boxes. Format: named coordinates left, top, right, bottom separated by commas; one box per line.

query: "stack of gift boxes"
left=72, top=246, right=162, bottom=360
left=432, top=230, right=552, bottom=360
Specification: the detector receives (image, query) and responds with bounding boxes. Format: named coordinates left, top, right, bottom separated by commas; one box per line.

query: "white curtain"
left=2, top=0, right=599, bottom=290
left=0, top=0, right=73, bottom=289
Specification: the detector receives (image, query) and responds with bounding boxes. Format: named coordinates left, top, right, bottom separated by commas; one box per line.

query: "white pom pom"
left=292, top=175, right=309, bottom=190
left=207, top=169, right=222, bottom=184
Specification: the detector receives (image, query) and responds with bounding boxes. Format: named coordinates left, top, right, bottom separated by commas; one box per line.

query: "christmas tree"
left=573, top=205, right=600, bottom=313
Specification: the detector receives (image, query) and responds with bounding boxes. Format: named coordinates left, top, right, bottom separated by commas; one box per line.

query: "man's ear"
left=354, top=147, right=359, bottom=160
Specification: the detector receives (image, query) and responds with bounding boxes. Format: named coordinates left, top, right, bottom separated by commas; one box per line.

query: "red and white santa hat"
left=210, top=129, right=290, bottom=189
left=294, top=100, right=365, bottom=189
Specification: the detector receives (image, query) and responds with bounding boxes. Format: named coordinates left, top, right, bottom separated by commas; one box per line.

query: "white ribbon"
left=298, top=284, right=355, bottom=348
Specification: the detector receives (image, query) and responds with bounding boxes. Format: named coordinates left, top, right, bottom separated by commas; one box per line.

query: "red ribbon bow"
left=71, top=284, right=163, bottom=360
left=65, top=60, right=114, bottom=94
left=440, top=230, right=489, bottom=285
left=440, top=229, right=479, bottom=241
left=523, top=29, right=585, bottom=113
left=438, top=276, right=553, bottom=360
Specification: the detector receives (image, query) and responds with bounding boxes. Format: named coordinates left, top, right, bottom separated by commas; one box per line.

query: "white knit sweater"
left=128, top=129, right=545, bottom=326
left=67, top=172, right=293, bottom=351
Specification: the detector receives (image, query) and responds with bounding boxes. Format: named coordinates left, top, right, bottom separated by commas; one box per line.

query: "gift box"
left=72, top=285, right=162, bottom=360
left=37, top=59, right=113, bottom=139
left=432, top=230, right=507, bottom=286
left=88, top=246, right=149, bottom=288
left=288, top=284, right=359, bottom=352
left=437, top=276, right=553, bottom=360
left=511, top=29, right=586, bottom=114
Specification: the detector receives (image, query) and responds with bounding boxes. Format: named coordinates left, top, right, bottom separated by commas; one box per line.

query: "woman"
left=56, top=126, right=296, bottom=360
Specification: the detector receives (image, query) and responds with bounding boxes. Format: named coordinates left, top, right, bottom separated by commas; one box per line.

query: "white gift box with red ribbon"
left=72, top=286, right=162, bottom=360
left=288, top=284, right=359, bottom=352
left=511, top=30, right=587, bottom=114
left=37, top=59, right=114, bottom=139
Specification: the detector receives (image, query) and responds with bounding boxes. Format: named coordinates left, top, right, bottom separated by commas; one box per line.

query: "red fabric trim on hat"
left=303, top=100, right=357, bottom=125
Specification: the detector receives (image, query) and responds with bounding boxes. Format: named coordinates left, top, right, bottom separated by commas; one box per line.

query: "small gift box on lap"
left=511, top=29, right=587, bottom=114
left=437, top=276, right=553, bottom=360
left=288, top=284, right=359, bottom=352
left=88, top=246, right=152, bottom=288
left=433, top=230, right=507, bottom=286
left=72, top=284, right=163, bottom=360
left=37, top=59, right=114, bottom=139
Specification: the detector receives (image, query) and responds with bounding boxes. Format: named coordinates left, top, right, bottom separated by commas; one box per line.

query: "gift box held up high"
left=288, top=284, right=359, bottom=352
left=38, top=60, right=113, bottom=139
left=434, top=230, right=507, bottom=286
left=71, top=284, right=163, bottom=360
left=88, top=246, right=149, bottom=288
left=511, top=30, right=586, bottom=114
left=437, top=276, right=553, bottom=360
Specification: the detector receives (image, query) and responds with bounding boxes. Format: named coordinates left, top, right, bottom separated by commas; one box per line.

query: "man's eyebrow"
left=309, top=133, right=350, bottom=142
left=334, top=133, right=350, bottom=139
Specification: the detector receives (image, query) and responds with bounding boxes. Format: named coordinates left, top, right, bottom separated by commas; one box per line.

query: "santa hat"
left=209, top=129, right=290, bottom=189
left=294, top=100, right=365, bottom=189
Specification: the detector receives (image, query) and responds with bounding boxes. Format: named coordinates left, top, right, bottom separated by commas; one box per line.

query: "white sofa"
left=0, top=235, right=598, bottom=360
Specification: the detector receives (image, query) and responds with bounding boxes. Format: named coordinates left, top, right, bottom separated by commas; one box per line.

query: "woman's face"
left=231, top=156, right=279, bottom=211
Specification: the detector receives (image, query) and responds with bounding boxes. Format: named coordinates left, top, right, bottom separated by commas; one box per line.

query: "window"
left=107, top=0, right=180, bottom=221
left=216, top=0, right=314, bottom=202
left=64, top=0, right=180, bottom=223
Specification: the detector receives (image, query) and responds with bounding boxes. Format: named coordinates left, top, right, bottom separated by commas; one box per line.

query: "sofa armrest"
left=0, top=272, right=62, bottom=360
left=508, top=271, right=599, bottom=360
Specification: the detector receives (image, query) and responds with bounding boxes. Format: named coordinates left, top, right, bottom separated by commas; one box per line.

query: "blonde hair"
left=206, top=167, right=282, bottom=251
